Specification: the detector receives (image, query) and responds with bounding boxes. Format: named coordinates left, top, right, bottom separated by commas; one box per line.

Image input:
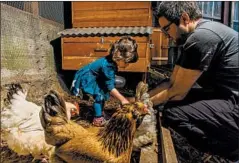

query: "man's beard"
left=176, top=29, right=190, bottom=45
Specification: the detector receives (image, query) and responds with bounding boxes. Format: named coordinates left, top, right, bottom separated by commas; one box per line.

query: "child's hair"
left=110, top=36, right=138, bottom=63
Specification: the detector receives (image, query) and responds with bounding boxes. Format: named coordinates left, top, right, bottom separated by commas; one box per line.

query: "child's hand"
left=110, top=88, right=130, bottom=105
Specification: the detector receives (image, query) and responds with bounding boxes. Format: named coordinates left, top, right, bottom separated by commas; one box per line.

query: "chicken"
left=40, top=90, right=150, bottom=163
left=1, top=83, right=79, bottom=162
left=133, top=81, right=157, bottom=152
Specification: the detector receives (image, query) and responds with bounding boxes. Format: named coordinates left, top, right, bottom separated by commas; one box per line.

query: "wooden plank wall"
left=71, top=2, right=152, bottom=27
left=62, top=36, right=150, bottom=72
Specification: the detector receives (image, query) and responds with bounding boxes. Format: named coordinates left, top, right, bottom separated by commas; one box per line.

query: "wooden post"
left=230, top=2, right=235, bottom=28
left=222, top=2, right=230, bottom=26
left=31, top=2, right=39, bottom=16
left=159, top=112, right=178, bottom=163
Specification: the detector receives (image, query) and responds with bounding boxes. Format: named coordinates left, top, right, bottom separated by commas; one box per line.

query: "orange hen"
left=40, top=90, right=149, bottom=163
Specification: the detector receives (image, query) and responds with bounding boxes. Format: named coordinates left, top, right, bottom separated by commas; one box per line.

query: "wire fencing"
left=1, top=1, right=64, bottom=24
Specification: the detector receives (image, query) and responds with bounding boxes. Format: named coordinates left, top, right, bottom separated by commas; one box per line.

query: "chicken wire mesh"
left=1, top=3, right=65, bottom=161
left=1, top=1, right=25, bottom=10
left=1, top=2, right=64, bottom=24
left=1, top=2, right=64, bottom=86
left=39, top=2, right=64, bottom=24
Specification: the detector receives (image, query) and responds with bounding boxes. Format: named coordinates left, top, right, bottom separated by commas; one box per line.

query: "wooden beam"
left=230, top=2, right=234, bottom=28
left=222, top=2, right=230, bottom=26
left=31, top=2, right=39, bottom=16
left=152, top=57, right=168, bottom=61
left=159, top=113, right=178, bottom=163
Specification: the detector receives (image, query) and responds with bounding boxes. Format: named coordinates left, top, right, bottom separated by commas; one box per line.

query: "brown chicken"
left=40, top=90, right=149, bottom=163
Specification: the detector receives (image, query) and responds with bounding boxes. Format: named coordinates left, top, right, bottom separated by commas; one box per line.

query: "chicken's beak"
left=65, top=101, right=80, bottom=119
left=73, top=102, right=80, bottom=116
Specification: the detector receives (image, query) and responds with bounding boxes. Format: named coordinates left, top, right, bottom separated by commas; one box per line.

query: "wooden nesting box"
left=59, top=2, right=169, bottom=72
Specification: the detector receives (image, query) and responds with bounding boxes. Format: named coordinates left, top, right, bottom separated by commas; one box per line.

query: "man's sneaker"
left=92, top=117, right=107, bottom=127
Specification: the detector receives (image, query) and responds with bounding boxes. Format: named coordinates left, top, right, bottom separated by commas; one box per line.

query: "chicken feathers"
left=40, top=90, right=149, bottom=163
left=1, top=83, right=54, bottom=160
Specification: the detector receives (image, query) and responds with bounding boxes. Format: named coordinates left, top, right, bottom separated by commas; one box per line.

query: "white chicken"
left=1, top=83, right=79, bottom=162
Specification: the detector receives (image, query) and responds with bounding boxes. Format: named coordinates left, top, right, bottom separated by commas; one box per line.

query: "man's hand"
left=121, top=99, right=130, bottom=105
left=126, top=97, right=136, bottom=103
left=150, top=66, right=202, bottom=106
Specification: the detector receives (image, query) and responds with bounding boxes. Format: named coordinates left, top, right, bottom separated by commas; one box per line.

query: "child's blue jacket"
left=71, top=57, right=117, bottom=100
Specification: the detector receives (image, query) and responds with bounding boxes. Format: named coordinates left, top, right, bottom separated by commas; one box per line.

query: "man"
left=150, top=2, right=239, bottom=161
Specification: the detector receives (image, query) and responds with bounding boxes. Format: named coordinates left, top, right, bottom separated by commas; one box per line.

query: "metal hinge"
left=149, top=43, right=154, bottom=48
left=100, top=36, right=104, bottom=44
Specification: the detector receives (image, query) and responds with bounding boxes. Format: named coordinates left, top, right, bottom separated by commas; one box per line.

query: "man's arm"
left=150, top=66, right=202, bottom=106
left=126, top=65, right=179, bottom=103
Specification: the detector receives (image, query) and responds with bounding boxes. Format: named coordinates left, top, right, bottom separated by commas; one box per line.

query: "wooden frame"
left=159, top=113, right=178, bottom=163
left=222, top=1, right=230, bottom=26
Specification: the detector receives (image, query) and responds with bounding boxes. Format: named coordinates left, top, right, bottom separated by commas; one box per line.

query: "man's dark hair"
left=156, top=2, right=202, bottom=26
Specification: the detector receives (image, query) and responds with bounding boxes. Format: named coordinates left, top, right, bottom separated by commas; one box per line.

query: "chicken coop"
left=58, top=2, right=169, bottom=80
left=58, top=1, right=239, bottom=84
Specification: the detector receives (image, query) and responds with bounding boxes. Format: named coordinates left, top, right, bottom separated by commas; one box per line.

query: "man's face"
left=158, top=16, right=177, bottom=41
left=158, top=16, right=189, bottom=42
